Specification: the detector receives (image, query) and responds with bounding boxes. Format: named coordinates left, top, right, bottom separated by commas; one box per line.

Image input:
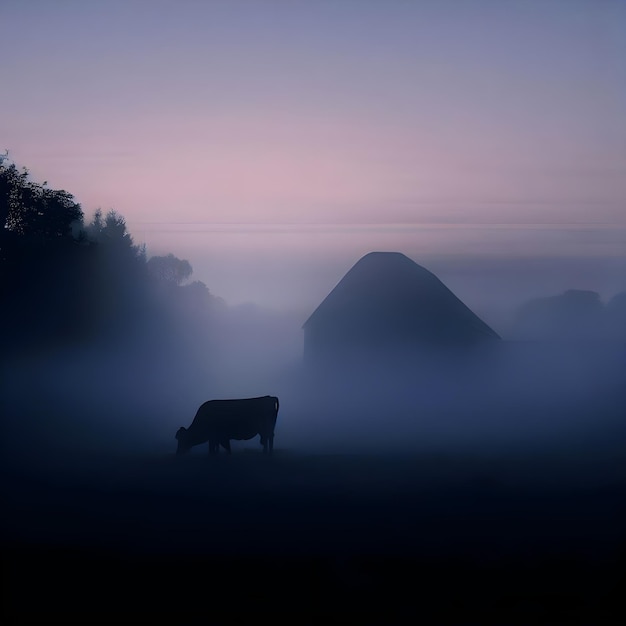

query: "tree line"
left=0, top=152, right=221, bottom=376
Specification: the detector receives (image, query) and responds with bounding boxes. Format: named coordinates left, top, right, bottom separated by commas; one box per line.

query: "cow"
left=175, top=395, right=279, bottom=455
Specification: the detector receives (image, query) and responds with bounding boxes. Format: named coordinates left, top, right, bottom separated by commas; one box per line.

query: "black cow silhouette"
left=176, top=396, right=279, bottom=455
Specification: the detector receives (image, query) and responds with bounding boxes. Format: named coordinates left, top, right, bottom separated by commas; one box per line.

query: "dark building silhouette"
left=303, top=251, right=500, bottom=364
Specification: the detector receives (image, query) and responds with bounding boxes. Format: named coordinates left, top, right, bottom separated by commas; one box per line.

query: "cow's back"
left=190, top=396, right=278, bottom=442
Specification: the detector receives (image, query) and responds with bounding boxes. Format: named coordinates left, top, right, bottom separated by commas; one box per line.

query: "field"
left=3, top=439, right=625, bottom=624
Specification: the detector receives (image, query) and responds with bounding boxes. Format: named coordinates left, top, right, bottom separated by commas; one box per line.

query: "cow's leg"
left=268, top=435, right=274, bottom=454
left=209, top=439, right=218, bottom=455
left=221, top=439, right=231, bottom=454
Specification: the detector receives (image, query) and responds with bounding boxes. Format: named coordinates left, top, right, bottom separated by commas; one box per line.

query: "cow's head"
left=175, top=427, right=191, bottom=455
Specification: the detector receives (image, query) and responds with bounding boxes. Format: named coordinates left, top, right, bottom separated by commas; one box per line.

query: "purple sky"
left=2, top=0, right=625, bottom=322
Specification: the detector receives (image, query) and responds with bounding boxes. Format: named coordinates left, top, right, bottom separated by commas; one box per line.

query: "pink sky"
left=2, top=1, right=625, bottom=313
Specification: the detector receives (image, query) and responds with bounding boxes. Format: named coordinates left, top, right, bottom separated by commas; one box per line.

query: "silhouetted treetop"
left=147, top=253, right=193, bottom=286
left=1, top=152, right=82, bottom=240
left=85, top=208, right=145, bottom=260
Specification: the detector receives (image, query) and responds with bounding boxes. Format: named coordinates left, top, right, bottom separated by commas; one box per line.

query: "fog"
left=137, top=220, right=626, bottom=319
left=293, top=340, right=623, bottom=462
left=3, top=251, right=624, bottom=468
left=3, top=238, right=625, bottom=622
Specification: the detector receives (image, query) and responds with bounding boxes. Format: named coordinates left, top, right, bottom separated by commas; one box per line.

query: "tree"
left=0, top=150, right=19, bottom=232
left=1, top=152, right=83, bottom=239
left=85, top=208, right=145, bottom=260
left=147, top=253, right=193, bottom=286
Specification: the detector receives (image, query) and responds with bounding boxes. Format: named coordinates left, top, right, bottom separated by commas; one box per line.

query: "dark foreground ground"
left=3, top=444, right=625, bottom=625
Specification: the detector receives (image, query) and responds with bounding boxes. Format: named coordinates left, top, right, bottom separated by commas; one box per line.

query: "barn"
left=302, top=251, right=500, bottom=365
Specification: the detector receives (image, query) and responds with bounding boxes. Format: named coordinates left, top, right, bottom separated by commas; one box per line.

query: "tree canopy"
left=1, top=152, right=83, bottom=240
left=0, top=153, right=216, bottom=366
left=147, top=253, right=193, bottom=286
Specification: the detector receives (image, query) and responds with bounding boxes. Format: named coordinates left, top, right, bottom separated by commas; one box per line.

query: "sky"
left=2, top=0, right=625, bottom=324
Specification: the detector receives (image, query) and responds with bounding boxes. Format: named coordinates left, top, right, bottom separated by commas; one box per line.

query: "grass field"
left=3, top=441, right=624, bottom=624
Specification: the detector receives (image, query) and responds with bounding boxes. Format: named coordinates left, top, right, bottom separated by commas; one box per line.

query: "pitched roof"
left=303, top=251, right=499, bottom=345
